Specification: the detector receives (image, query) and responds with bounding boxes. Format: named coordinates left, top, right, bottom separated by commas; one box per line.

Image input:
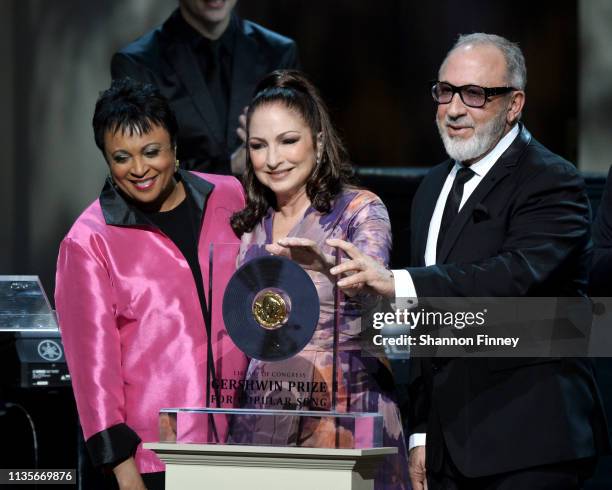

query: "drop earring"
left=316, top=133, right=324, bottom=164
left=175, top=159, right=180, bottom=172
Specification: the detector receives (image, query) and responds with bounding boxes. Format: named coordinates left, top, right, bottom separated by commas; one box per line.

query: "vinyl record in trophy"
left=222, top=255, right=320, bottom=362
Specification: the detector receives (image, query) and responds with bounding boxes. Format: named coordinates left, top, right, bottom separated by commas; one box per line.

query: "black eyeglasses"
left=431, top=81, right=517, bottom=108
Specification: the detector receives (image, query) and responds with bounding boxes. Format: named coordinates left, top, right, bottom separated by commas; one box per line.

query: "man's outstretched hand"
left=326, top=238, right=396, bottom=298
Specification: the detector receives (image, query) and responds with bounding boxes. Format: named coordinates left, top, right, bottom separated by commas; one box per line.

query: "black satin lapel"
left=498, top=123, right=532, bottom=167
left=164, top=41, right=224, bottom=144
left=226, top=20, right=267, bottom=145
left=100, top=178, right=151, bottom=227
left=179, top=170, right=214, bottom=233
left=414, top=163, right=452, bottom=266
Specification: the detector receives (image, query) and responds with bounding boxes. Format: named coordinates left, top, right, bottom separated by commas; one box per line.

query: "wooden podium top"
left=145, top=442, right=397, bottom=457
left=145, top=443, right=398, bottom=490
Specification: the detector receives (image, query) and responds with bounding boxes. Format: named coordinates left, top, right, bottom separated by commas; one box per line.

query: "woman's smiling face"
left=247, top=102, right=319, bottom=203
left=104, top=123, right=179, bottom=211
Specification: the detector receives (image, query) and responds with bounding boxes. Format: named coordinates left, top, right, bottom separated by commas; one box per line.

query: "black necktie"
left=437, top=166, right=475, bottom=257
left=204, top=42, right=229, bottom=132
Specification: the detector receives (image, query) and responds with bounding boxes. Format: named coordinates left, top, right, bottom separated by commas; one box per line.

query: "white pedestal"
left=145, top=443, right=397, bottom=490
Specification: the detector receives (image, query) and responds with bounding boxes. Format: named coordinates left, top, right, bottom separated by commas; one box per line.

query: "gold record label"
left=252, top=290, right=288, bottom=330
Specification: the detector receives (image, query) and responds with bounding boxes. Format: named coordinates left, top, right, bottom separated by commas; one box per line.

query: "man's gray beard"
left=437, top=109, right=507, bottom=163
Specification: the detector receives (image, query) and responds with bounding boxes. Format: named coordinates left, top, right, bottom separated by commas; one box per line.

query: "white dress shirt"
left=395, top=124, right=520, bottom=450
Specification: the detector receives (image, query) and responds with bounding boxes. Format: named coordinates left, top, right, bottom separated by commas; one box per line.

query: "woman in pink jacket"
left=55, top=78, right=247, bottom=490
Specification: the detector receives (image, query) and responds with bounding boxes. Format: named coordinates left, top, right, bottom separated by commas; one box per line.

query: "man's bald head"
left=440, top=33, right=527, bottom=91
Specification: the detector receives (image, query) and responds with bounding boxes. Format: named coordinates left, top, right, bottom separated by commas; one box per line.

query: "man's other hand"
left=409, top=445, right=427, bottom=490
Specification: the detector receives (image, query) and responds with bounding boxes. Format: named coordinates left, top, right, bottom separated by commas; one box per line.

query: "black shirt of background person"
left=178, top=12, right=236, bottom=134
left=111, top=9, right=300, bottom=174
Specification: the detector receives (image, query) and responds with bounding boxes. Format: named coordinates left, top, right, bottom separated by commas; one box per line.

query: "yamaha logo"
left=37, top=340, right=63, bottom=361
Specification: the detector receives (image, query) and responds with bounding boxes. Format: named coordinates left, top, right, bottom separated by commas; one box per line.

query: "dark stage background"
left=238, top=0, right=578, bottom=166
left=1, top=1, right=611, bottom=488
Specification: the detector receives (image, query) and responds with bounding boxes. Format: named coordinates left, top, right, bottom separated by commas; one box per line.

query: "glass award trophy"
left=159, top=244, right=383, bottom=449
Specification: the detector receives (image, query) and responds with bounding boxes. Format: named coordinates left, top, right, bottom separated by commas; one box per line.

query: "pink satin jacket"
left=55, top=171, right=248, bottom=473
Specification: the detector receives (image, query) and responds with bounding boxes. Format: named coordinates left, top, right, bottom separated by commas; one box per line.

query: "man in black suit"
left=112, top=0, right=299, bottom=174
left=329, top=33, right=608, bottom=489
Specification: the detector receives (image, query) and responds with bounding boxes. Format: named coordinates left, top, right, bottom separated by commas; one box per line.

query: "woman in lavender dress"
left=230, top=70, right=408, bottom=489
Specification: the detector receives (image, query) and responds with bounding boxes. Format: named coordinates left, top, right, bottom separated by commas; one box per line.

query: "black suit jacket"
left=407, top=125, right=609, bottom=477
left=590, top=165, right=612, bottom=296
left=111, top=10, right=300, bottom=174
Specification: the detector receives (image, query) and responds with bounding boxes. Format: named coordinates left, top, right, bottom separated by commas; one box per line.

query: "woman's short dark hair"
left=92, top=78, right=178, bottom=157
left=231, top=70, right=354, bottom=236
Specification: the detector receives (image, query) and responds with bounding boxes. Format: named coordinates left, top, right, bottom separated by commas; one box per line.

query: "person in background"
left=230, top=69, right=409, bottom=490
left=55, top=78, right=246, bottom=490
left=112, top=0, right=300, bottom=175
